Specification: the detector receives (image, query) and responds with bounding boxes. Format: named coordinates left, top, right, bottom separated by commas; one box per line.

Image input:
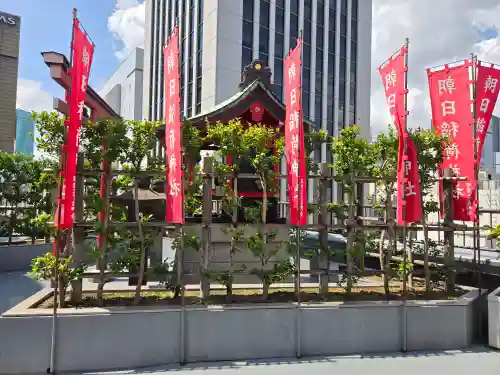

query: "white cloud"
left=16, top=79, right=53, bottom=113
left=108, top=0, right=145, bottom=60
left=371, top=0, right=500, bottom=135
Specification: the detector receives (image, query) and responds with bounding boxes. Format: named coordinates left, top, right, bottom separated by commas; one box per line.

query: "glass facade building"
left=15, top=109, right=34, bottom=156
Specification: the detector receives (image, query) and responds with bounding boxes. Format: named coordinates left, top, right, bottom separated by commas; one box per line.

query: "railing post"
left=443, top=168, right=455, bottom=293
left=318, top=163, right=331, bottom=295
left=201, top=157, right=213, bottom=299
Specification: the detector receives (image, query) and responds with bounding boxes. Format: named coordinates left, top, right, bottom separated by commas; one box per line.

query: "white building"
left=100, top=48, right=144, bottom=121
left=480, top=115, right=500, bottom=178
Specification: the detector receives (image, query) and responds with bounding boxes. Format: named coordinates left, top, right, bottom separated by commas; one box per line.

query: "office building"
left=15, top=109, right=34, bottom=155
left=481, top=115, right=500, bottom=178
left=100, top=48, right=144, bottom=121
left=144, top=0, right=372, bottom=140
left=0, top=11, right=21, bottom=153
left=144, top=0, right=372, bottom=203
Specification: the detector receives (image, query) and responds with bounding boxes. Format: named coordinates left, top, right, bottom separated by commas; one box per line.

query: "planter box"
left=0, top=288, right=481, bottom=374
left=488, top=286, right=500, bottom=349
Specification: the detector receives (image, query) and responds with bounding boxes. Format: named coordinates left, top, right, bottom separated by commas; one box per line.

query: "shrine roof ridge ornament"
left=239, top=60, right=272, bottom=91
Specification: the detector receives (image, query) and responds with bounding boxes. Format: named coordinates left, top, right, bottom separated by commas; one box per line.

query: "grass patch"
left=35, top=282, right=466, bottom=309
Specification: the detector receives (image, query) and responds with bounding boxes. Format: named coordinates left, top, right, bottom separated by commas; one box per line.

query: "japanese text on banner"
left=55, top=19, right=94, bottom=230
left=475, top=63, right=500, bottom=158
left=378, top=45, right=422, bottom=224
left=164, top=28, right=184, bottom=224
left=427, top=62, right=475, bottom=221
left=284, top=39, right=307, bottom=226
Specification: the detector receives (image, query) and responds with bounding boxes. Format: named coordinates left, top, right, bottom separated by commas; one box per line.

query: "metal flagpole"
left=49, top=8, right=78, bottom=374
left=470, top=54, right=482, bottom=295
left=401, top=37, right=410, bottom=353
left=295, top=30, right=303, bottom=359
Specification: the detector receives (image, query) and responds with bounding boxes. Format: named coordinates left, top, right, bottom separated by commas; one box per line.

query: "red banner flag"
left=427, top=62, right=475, bottom=221
left=284, top=38, right=307, bottom=225
left=164, top=28, right=184, bottom=224
left=55, top=18, right=94, bottom=229
left=378, top=45, right=422, bottom=224
left=475, top=62, right=500, bottom=158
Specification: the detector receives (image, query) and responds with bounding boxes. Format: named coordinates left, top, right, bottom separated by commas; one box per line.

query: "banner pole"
left=295, top=31, right=303, bottom=359
left=471, top=54, right=482, bottom=294
left=401, top=37, right=410, bottom=353
left=49, top=9, right=77, bottom=374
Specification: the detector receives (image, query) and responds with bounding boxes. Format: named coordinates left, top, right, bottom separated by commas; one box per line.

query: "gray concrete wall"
left=0, top=289, right=480, bottom=374
left=0, top=243, right=52, bottom=272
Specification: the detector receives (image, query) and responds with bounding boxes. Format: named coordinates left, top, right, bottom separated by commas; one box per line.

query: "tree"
left=205, top=119, right=246, bottom=299
left=119, top=120, right=161, bottom=305
left=373, top=126, right=447, bottom=294
left=331, top=125, right=378, bottom=294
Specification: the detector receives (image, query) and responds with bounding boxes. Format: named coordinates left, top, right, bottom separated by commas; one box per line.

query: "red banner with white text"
left=378, top=45, right=422, bottom=224
left=427, top=62, right=475, bottom=221
left=284, top=38, right=307, bottom=225
left=55, top=18, right=94, bottom=229
left=164, top=28, right=184, bottom=224
left=475, top=62, right=500, bottom=159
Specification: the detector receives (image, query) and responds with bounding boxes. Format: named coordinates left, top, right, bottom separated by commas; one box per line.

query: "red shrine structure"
left=157, top=60, right=314, bottom=222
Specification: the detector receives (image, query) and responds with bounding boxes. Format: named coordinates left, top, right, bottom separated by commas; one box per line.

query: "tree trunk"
left=96, top=168, right=112, bottom=305
left=380, top=188, right=395, bottom=296
left=133, top=179, right=147, bottom=305
left=228, top=175, right=238, bottom=300
left=421, top=207, right=431, bottom=293
left=262, top=281, right=270, bottom=301
left=345, top=184, right=356, bottom=294
left=261, top=175, right=269, bottom=300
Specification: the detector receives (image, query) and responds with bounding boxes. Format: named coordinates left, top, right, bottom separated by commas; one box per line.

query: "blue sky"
left=4, top=0, right=131, bottom=102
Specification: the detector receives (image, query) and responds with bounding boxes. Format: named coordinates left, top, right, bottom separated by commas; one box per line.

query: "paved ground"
left=0, top=272, right=48, bottom=314
left=71, top=347, right=500, bottom=375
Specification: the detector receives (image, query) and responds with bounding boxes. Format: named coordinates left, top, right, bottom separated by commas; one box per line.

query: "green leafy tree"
left=119, top=120, right=161, bottom=305
left=30, top=253, right=87, bottom=307
left=205, top=119, right=246, bottom=299
left=331, top=125, right=378, bottom=294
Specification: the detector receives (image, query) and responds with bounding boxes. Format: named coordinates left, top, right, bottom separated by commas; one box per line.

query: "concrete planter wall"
left=0, top=288, right=481, bottom=374
left=0, top=243, right=52, bottom=272
left=488, top=287, right=500, bottom=349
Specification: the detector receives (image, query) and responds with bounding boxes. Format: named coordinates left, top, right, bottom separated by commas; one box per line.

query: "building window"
left=316, top=48, right=323, bottom=72
left=340, top=15, right=347, bottom=37
left=352, top=0, right=358, bottom=19
left=303, top=67, right=311, bottom=92
left=243, top=20, right=254, bottom=48
left=303, top=44, right=311, bottom=69
left=274, top=57, right=283, bottom=85
left=351, top=19, right=358, bottom=41
left=317, top=0, right=324, bottom=25
left=341, top=0, right=347, bottom=15
left=242, top=0, right=254, bottom=72
left=260, top=0, right=270, bottom=27
left=243, top=0, right=254, bottom=21
left=242, top=47, right=253, bottom=70
left=259, top=26, right=269, bottom=55
left=304, top=0, right=312, bottom=20
left=276, top=5, right=284, bottom=34
left=304, top=19, right=312, bottom=45
left=303, top=91, right=310, bottom=119
left=340, top=36, right=347, bottom=58
left=290, top=14, right=299, bottom=43
left=290, top=0, right=299, bottom=15
left=275, top=32, right=284, bottom=58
